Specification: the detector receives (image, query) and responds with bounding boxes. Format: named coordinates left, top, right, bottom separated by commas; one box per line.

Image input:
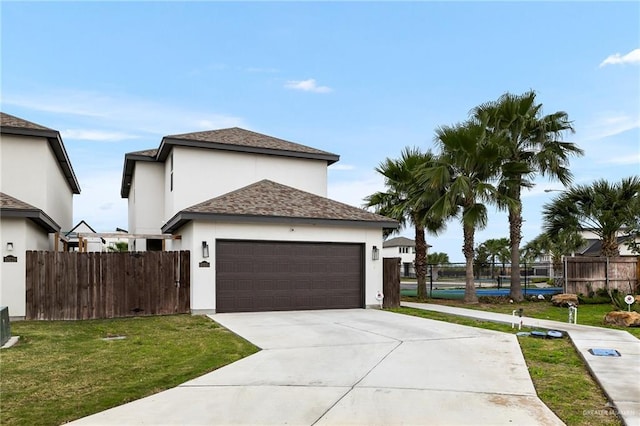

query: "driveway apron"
left=69, top=309, right=563, bottom=425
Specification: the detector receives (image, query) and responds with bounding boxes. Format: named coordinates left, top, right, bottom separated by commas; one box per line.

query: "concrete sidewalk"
left=69, top=309, right=563, bottom=425
left=403, top=302, right=640, bottom=426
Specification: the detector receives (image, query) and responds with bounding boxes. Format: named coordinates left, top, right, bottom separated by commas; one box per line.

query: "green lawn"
left=0, top=315, right=259, bottom=426
left=2, top=303, right=634, bottom=426
left=410, top=297, right=640, bottom=338
left=393, top=306, right=623, bottom=426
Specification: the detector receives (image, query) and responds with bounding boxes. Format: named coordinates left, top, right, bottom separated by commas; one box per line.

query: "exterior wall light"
left=372, top=245, right=379, bottom=261
left=202, top=241, right=209, bottom=258
left=6, top=242, right=13, bottom=251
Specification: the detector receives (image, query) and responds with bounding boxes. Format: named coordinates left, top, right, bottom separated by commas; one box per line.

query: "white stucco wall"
left=0, top=217, right=49, bottom=317
left=0, top=134, right=74, bottom=231
left=166, top=146, right=328, bottom=219
left=178, top=220, right=384, bottom=314
left=128, top=162, right=165, bottom=235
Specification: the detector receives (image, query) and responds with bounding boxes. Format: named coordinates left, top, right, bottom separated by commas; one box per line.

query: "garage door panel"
left=216, top=241, right=363, bottom=313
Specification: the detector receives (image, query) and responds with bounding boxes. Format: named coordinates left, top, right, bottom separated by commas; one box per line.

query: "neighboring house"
left=0, top=112, right=81, bottom=317
left=577, top=230, right=639, bottom=257
left=65, top=220, right=105, bottom=252
left=122, top=127, right=396, bottom=313
left=382, top=236, right=431, bottom=278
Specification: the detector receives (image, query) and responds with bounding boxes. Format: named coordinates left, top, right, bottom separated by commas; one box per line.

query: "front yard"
left=1, top=300, right=634, bottom=426
left=0, top=315, right=258, bottom=426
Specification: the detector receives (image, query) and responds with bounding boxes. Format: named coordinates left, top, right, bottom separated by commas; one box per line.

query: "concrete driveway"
left=70, top=309, right=563, bottom=425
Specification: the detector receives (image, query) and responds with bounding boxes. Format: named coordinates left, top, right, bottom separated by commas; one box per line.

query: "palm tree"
left=522, top=231, right=584, bottom=286
left=477, top=238, right=510, bottom=280
left=471, top=90, right=583, bottom=301
left=426, top=252, right=449, bottom=281
left=364, top=147, right=445, bottom=299
left=417, top=121, right=502, bottom=303
left=542, top=176, right=640, bottom=257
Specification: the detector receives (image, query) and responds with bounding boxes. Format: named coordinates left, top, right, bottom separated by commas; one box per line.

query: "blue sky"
left=2, top=1, right=638, bottom=262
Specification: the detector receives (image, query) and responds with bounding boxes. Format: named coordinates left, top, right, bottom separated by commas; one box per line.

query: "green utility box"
left=0, top=306, right=10, bottom=347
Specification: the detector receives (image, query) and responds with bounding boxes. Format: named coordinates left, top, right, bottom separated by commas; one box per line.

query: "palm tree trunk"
left=463, top=223, right=478, bottom=304
left=415, top=224, right=428, bottom=299
left=509, top=201, right=523, bottom=302
left=601, top=234, right=619, bottom=257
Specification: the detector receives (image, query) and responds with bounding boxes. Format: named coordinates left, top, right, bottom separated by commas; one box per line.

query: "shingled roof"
left=1, top=112, right=81, bottom=194
left=0, top=112, right=53, bottom=131
left=162, top=180, right=397, bottom=233
left=164, top=127, right=337, bottom=158
left=121, top=127, right=339, bottom=198
left=0, top=192, right=60, bottom=232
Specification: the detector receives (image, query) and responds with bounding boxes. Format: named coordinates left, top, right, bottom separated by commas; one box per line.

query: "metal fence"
left=401, top=261, right=562, bottom=299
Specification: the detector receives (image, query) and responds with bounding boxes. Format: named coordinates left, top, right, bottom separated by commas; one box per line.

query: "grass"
left=410, top=297, right=640, bottom=339
left=393, top=306, right=622, bottom=426
left=0, top=315, right=259, bottom=426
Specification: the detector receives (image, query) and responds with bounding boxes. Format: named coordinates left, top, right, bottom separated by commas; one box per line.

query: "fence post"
left=429, top=264, right=433, bottom=298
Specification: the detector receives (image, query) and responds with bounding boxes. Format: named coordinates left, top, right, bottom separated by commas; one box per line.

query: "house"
left=576, top=229, right=639, bottom=257
left=122, top=127, right=396, bottom=313
left=0, top=112, right=81, bottom=317
left=65, top=220, right=105, bottom=252
left=382, top=236, right=431, bottom=278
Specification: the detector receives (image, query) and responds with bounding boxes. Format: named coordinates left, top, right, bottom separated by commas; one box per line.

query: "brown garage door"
left=216, top=240, right=364, bottom=313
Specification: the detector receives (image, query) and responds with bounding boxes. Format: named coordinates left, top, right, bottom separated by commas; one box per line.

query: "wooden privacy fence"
left=26, top=251, right=190, bottom=320
left=565, top=256, right=638, bottom=295
left=383, top=257, right=400, bottom=308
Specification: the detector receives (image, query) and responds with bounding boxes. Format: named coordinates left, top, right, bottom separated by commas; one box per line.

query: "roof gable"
left=1, top=112, right=81, bottom=194
left=162, top=179, right=397, bottom=233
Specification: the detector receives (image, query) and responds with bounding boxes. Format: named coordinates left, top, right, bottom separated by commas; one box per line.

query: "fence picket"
left=25, top=251, right=190, bottom=320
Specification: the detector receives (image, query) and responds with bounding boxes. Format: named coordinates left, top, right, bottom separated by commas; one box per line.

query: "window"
left=170, top=153, right=174, bottom=191
left=399, top=247, right=410, bottom=254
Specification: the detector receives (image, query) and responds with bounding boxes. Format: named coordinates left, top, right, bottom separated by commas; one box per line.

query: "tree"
left=522, top=231, right=584, bottom=285
left=426, top=252, right=449, bottom=281
left=477, top=238, right=510, bottom=279
left=471, top=90, right=583, bottom=301
left=365, top=147, right=446, bottom=299
left=418, top=120, right=502, bottom=303
left=542, top=176, right=640, bottom=257
left=107, top=241, right=128, bottom=252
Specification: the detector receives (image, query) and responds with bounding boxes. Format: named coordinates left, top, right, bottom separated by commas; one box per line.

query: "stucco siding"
left=44, top=140, right=74, bottom=230
left=1, top=134, right=74, bottom=231
left=129, top=162, right=164, bottom=234
left=181, top=220, right=383, bottom=313
left=1, top=134, right=48, bottom=210
left=168, top=147, right=328, bottom=218
left=0, top=217, right=49, bottom=317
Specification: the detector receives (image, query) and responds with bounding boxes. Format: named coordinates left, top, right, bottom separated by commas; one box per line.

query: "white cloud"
left=328, top=173, right=384, bottom=209
left=601, top=152, right=640, bottom=165
left=284, top=78, right=333, bottom=93
left=599, top=48, right=640, bottom=67
left=581, top=112, right=640, bottom=141
left=329, top=164, right=356, bottom=171
left=62, top=129, right=139, bottom=142
left=2, top=89, right=246, bottom=136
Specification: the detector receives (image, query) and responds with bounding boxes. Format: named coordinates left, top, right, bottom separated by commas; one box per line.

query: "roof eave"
left=1, top=207, right=61, bottom=233
left=158, top=137, right=340, bottom=165
left=162, top=211, right=397, bottom=234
